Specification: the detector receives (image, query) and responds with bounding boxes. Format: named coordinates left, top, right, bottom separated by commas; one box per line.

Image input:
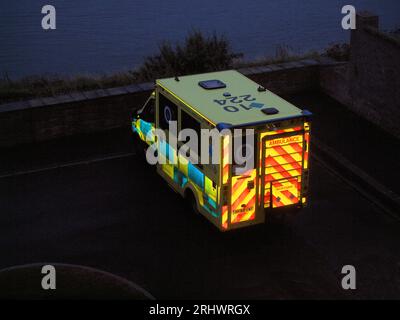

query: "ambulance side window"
left=159, top=94, right=178, bottom=131
left=181, top=110, right=201, bottom=160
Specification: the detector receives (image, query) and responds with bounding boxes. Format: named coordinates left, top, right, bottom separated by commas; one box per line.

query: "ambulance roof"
left=156, top=70, right=306, bottom=128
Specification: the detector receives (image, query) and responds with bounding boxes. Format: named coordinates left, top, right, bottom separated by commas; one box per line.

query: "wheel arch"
left=183, top=183, right=200, bottom=211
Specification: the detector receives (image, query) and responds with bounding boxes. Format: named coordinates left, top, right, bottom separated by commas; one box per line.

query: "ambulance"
left=132, top=70, right=312, bottom=231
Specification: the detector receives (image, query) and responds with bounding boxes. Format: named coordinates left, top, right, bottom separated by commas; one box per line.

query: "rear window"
left=232, top=131, right=255, bottom=175
left=181, top=109, right=202, bottom=160
left=159, top=93, right=178, bottom=130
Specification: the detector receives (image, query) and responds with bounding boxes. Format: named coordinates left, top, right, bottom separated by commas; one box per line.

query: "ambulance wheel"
left=185, top=191, right=199, bottom=215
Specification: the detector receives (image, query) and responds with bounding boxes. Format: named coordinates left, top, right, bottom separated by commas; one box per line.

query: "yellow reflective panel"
left=271, top=178, right=300, bottom=208
left=162, top=164, right=174, bottom=179
left=205, top=176, right=217, bottom=202
left=178, top=154, right=189, bottom=176
left=230, top=169, right=256, bottom=224
left=221, top=136, right=230, bottom=184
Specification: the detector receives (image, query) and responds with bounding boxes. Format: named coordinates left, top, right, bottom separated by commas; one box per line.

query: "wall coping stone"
left=124, top=84, right=142, bottom=94
left=299, top=59, right=320, bottom=66
left=82, top=90, right=101, bottom=100
left=28, top=98, right=45, bottom=108
left=137, top=82, right=155, bottom=91
left=41, top=97, right=60, bottom=106
left=69, top=92, right=87, bottom=102
left=0, top=58, right=341, bottom=114
left=236, top=67, right=253, bottom=75
left=0, top=101, right=30, bottom=113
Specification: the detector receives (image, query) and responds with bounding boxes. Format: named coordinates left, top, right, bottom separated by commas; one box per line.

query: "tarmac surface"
left=0, top=92, right=399, bottom=299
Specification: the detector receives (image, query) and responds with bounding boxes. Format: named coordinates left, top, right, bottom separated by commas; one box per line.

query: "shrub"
left=131, top=30, right=242, bottom=82
left=325, top=43, right=350, bottom=61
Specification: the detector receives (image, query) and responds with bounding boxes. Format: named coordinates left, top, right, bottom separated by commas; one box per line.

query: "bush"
left=325, top=43, right=350, bottom=61
left=131, top=30, right=242, bottom=82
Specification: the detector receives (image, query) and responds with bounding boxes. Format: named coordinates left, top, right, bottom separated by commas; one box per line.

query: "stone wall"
left=0, top=60, right=322, bottom=147
left=1, top=11, right=399, bottom=147
left=320, top=11, right=400, bottom=138
left=0, top=84, right=152, bottom=147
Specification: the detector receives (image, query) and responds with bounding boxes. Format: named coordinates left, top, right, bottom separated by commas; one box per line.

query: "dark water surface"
left=1, top=0, right=399, bottom=78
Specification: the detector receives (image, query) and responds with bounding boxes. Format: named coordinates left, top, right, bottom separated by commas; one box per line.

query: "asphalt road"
left=1, top=147, right=399, bottom=299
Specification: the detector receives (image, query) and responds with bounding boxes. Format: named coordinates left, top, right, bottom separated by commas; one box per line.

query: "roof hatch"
left=262, top=107, right=279, bottom=115
left=198, top=79, right=226, bottom=90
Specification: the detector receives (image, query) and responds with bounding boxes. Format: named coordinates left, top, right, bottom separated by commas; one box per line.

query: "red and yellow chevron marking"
left=263, top=132, right=304, bottom=208
left=221, top=136, right=230, bottom=184
left=271, top=178, right=300, bottom=208
left=230, top=169, right=256, bottom=224
left=304, top=131, right=310, bottom=170
left=222, top=205, right=228, bottom=229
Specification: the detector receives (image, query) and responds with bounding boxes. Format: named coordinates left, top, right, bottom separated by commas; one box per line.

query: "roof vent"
left=257, top=86, right=266, bottom=92
left=198, top=80, right=226, bottom=90
left=262, top=107, right=279, bottom=115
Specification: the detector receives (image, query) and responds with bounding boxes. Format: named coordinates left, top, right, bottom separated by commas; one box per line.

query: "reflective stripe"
left=271, top=178, right=300, bottom=208
left=222, top=136, right=230, bottom=184
left=222, top=205, right=228, bottom=229
left=263, top=128, right=304, bottom=208
left=230, top=169, right=256, bottom=224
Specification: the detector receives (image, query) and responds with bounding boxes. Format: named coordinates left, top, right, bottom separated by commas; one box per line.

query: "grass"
left=0, top=72, right=136, bottom=104
left=0, top=33, right=325, bottom=104
left=235, top=44, right=321, bottom=68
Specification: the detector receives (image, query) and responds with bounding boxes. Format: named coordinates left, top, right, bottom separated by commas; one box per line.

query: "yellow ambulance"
left=132, top=70, right=312, bottom=231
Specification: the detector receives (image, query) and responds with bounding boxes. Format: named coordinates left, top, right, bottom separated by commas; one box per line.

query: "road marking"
left=0, top=152, right=135, bottom=179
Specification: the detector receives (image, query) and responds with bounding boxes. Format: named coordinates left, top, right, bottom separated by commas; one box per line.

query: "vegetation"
left=235, top=44, right=321, bottom=68
left=131, top=30, right=242, bottom=82
left=0, top=72, right=136, bottom=104
left=1, top=31, right=324, bottom=104
left=325, top=43, right=350, bottom=62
